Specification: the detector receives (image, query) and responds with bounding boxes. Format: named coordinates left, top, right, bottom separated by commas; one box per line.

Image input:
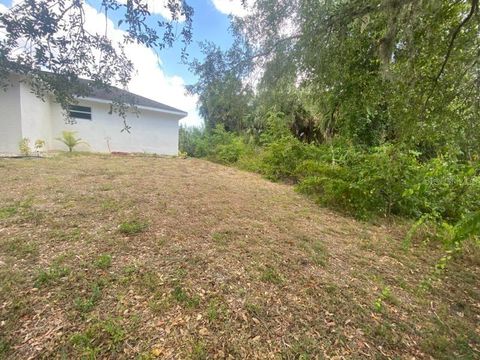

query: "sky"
left=0, top=0, right=250, bottom=127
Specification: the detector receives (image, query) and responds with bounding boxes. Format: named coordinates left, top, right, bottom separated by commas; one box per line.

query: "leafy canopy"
left=188, top=0, right=480, bottom=157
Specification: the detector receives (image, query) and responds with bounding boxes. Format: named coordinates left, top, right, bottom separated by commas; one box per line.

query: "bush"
left=216, top=138, right=247, bottom=164
left=56, top=131, right=86, bottom=152
left=179, top=126, right=205, bottom=156
left=179, top=118, right=480, bottom=237
left=295, top=145, right=480, bottom=222
left=260, top=136, right=310, bottom=181
left=255, top=112, right=324, bottom=181
left=401, top=158, right=480, bottom=222
left=295, top=145, right=419, bottom=218
left=18, top=138, right=31, bottom=156
left=179, top=124, right=252, bottom=164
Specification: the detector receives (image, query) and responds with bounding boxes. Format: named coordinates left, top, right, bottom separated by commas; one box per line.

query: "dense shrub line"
left=180, top=115, right=480, bottom=245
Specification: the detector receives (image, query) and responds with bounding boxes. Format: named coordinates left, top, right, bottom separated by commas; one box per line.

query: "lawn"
left=0, top=154, right=478, bottom=359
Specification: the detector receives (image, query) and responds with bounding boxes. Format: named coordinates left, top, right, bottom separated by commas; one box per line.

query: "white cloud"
left=123, top=46, right=202, bottom=127
left=211, top=0, right=252, bottom=17
left=82, top=4, right=200, bottom=126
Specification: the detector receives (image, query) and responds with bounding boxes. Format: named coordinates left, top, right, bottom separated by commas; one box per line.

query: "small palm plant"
left=18, top=137, right=31, bottom=156
left=56, top=131, right=87, bottom=152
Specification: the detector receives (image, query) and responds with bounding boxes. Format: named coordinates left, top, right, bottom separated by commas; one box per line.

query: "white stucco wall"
left=19, top=82, right=53, bottom=148
left=0, top=78, right=183, bottom=155
left=0, top=80, right=22, bottom=154
left=50, top=100, right=180, bottom=155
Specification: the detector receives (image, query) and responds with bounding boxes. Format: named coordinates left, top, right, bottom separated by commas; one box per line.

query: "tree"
left=204, top=0, right=480, bottom=156
left=0, top=0, right=193, bottom=120
left=294, top=0, right=480, bottom=151
left=187, top=40, right=254, bottom=132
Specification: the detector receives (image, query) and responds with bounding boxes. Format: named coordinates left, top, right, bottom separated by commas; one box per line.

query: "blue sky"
left=0, top=0, right=244, bottom=126
left=83, top=0, right=236, bottom=83
left=159, top=0, right=235, bottom=82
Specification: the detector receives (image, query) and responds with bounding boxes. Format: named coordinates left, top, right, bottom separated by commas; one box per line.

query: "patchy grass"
left=298, top=234, right=328, bottom=266
left=69, top=318, right=125, bottom=357
left=95, top=254, right=112, bottom=269
left=34, top=264, right=71, bottom=287
left=211, top=231, right=229, bottom=246
left=118, top=219, right=148, bottom=235
left=74, top=283, right=102, bottom=314
left=190, top=340, right=208, bottom=360
left=0, top=154, right=478, bottom=359
left=206, top=299, right=224, bottom=322
left=259, top=265, right=284, bottom=285
left=171, top=285, right=201, bottom=308
left=0, top=205, right=18, bottom=220
left=1, top=237, right=38, bottom=258
left=0, top=198, right=33, bottom=220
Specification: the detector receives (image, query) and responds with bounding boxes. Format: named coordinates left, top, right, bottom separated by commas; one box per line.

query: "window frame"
left=68, top=105, right=92, bottom=120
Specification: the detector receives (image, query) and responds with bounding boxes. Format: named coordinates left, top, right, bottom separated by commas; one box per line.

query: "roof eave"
left=76, top=96, right=188, bottom=118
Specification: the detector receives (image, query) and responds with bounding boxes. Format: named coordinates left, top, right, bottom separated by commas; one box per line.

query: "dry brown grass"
left=0, top=154, right=478, bottom=359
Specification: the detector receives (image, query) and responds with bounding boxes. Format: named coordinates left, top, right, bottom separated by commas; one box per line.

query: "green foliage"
left=401, top=159, right=480, bottom=221
left=182, top=123, right=480, bottom=249
left=180, top=124, right=252, bottom=165
left=253, top=111, right=313, bottom=180
left=453, top=211, right=480, bottom=244
left=35, top=264, right=70, bottom=287
left=18, top=137, right=30, bottom=156
left=75, top=283, right=102, bottom=313
left=118, top=220, right=148, bottom=235
left=187, top=41, right=253, bottom=132
left=260, top=266, right=283, bottom=284
left=182, top=0, right=480, bottom=254
left=260, top=136, right=305, bottom=180
left=70, top=318, right=125, bottom=356
left=95, top=254, right=112, bottom=269
left=292, top=144, right=480, bottom=224
left=296, top=145, right=421, bottom=219
left=189, top=1, right=480, bottom=155
left=373, top=286, right=392, bottom=313
left=56, top=131, right=86, bottom=152
left=179, top=126, right=205, bottom=156
left=171, top=285, right=200, bottom=308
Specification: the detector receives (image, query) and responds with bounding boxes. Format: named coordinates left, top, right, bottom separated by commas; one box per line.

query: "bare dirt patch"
left=0, top=154, right=478, bottom=359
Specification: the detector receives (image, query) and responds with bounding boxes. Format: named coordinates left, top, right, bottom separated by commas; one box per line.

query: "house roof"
left=9, top=67, right=187, bottom=117
left=77, top=79, right=188, bottom=117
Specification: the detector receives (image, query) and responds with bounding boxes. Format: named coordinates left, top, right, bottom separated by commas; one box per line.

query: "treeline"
left=183, top=0, right=480, bottom=246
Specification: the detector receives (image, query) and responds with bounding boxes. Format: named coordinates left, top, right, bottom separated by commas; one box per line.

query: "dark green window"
left=68, top=105, right=92, bottom=120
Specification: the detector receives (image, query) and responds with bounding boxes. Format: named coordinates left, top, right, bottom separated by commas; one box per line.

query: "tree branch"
left=423, top=0, right=478, bottom=112
left=433, top=0, right=478, bottom=85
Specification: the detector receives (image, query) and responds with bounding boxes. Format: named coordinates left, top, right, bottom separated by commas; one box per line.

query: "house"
left=0, top=75, right=187, bottom=155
